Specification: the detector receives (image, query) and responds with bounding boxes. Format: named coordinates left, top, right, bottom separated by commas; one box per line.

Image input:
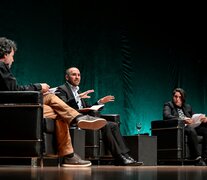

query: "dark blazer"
left=0, top=61, right=41, bottom=91
left=56, top=83, right=97, bottom=110
left=163, top=101, right=193, bottom=120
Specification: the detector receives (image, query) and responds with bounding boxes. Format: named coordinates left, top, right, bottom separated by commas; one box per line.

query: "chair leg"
left=31, top=157, right=38, bottom=168
left=40, top=157, right=44, bottom=168
left=57, top=157, right=61, bottom=168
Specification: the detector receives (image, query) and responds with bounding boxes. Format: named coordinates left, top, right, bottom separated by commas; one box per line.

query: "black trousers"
left=185, top=123, right=207, bottom=158
left=101, top=121, right=130, bottom=158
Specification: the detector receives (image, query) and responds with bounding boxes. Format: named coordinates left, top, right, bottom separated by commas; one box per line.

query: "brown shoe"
left=61, top=154, right=92, bottom=167
left=76, top=115, right=106, bottom=130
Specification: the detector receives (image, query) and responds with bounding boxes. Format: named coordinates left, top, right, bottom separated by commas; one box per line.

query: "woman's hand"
left=184, top=118, right=193, bottom=124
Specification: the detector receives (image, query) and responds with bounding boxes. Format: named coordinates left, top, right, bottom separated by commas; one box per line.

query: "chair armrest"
left=0, top=91, right=43, bottom=104
left=101, top=114, right=120, bottom=124
left=151, top=119, right=185, bottom=129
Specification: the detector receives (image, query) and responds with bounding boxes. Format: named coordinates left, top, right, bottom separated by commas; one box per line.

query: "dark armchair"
left=0, top=91, right=85, bottom=167
left=0, top=91, right=43, bottom=165
left=151, top=119, right=203, bottom=164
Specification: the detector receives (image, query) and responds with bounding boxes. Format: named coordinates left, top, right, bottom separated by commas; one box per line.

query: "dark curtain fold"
left=120, top=25, right=135, bottom=135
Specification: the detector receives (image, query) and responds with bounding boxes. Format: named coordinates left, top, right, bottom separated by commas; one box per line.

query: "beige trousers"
left=43, top=93, right=80, bottom=156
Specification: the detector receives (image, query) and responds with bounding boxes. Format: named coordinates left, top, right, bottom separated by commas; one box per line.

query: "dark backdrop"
left=1, top=0, right=207, bottom=135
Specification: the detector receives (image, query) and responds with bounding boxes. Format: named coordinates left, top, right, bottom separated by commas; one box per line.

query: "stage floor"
left=0, top=165, right=207, bottom=179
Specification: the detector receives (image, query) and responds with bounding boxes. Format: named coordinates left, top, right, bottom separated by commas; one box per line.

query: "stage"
left=0, top=165, right=207, bottom=179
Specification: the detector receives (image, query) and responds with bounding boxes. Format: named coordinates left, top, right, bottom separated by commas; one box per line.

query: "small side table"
left=124, top=135, right=157, bottom=166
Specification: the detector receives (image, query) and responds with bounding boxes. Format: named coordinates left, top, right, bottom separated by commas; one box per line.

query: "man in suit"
left=0, top=37, right=107, bottom=167
left=163, top=88, right=207, bottom=166
left=56, top=67, right=143, bottom=166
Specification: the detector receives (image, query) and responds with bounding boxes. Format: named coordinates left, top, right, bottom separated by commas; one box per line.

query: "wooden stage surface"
left=0, top=165, right=207, bottom=179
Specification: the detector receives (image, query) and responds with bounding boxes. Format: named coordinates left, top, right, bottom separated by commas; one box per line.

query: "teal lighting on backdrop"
left=1, top=0, right=207, bottom=136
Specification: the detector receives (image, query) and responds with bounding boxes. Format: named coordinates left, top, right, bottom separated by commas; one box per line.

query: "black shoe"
left=61, top=153, right=92, bottom=167
left=127, top=156, right=143, bottom=166
left=195, top=157, right=206, bottom=166
left=127, top=156, right=136, bottom=162
left=115, top=154, right=143, bottom=166
left=76, top=115, right=107, bottom=130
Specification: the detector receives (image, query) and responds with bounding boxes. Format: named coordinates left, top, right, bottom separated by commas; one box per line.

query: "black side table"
left=124, top=135, right=157, bottom=166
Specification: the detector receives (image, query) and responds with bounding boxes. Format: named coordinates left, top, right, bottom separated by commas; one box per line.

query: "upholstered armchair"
left=0, top=91, right=43, bottom=166
left=0, top=91, right=85, bottom=166
left=151, top=119, right=203, bottom=164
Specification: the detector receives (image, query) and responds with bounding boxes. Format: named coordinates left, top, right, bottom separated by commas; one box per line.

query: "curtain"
left=1, top=0, right=207, bottom=135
